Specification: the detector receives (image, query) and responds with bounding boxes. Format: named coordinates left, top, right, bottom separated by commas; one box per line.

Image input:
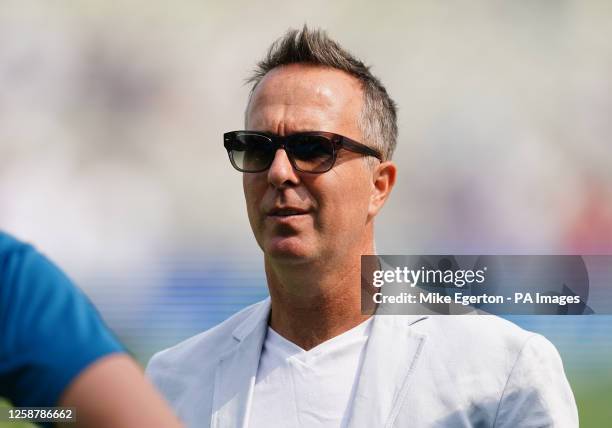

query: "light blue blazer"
left=146, top=298, right=578, bottom=427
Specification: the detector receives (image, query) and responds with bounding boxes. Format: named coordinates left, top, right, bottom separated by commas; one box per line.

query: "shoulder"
left=401, top=314, right=563, bottom=386
left=417, top=315, right=575, bottom=422
left=0, top=230, right=30, bottom=255
left=0, top=232, right=95, bottom=326
left=145, top=299, right=269, bottom=421
left=0, top=231, right=71, bottom=298
left=0, top=231, right=42, bottom=275
left=146, top=299, right=269, bottom=378
left=1, top=231, right=73, bottom=320
left=414, top=314, right=537, bottom=356
left=0, top=231, right=124, bottom=407
left=398, top=315, right=576, bottom=425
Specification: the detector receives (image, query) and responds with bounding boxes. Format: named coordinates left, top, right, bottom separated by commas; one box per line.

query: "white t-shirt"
left=247, top=317, right=373, bottom=428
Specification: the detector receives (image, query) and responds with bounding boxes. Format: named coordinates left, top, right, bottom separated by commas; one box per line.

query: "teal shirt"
left=0, top=231, right=124, bottom=408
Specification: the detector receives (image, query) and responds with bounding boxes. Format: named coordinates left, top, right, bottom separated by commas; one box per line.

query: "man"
left=147, top=27, right=578, bottom=427
left=0, top=231, right=182, bottom=428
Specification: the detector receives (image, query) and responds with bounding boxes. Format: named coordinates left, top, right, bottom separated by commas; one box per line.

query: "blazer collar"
left=346, top=314, right=428, bottom=428
left=211, top=298, right=271, bottom=428
left=211, top=297, right=428, bottom=428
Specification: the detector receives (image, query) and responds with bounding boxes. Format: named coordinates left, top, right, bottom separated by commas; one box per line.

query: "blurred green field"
left=1, top=372, right=611, bottom=427
left=569, top=371, right=612, bottom=428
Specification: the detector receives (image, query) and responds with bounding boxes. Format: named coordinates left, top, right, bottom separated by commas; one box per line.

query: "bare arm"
left=58, top=353, right=183, bottom=428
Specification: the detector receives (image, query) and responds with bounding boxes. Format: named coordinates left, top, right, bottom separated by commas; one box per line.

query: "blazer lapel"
left=211, top=298, right=271, bottom=428
left=346, top=314, right=428, bottom=428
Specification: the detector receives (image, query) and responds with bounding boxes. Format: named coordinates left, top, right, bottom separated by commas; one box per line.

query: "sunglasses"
left=223, top=131, right=382, bottom=173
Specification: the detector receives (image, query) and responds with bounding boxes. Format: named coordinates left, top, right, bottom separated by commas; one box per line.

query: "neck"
left=264, top=242, right=375, bottom=350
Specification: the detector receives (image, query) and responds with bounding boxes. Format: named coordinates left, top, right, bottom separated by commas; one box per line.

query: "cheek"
left=313, top=175, right=372, bottom=230
left=243, top=177, right=264, bottom=219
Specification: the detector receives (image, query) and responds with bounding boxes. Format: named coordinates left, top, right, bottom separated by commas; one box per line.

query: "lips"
left=267, top=207, right=311, bottom=217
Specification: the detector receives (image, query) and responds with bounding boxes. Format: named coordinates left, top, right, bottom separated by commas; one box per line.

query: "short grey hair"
left=245, top=26, right=398, bottom=162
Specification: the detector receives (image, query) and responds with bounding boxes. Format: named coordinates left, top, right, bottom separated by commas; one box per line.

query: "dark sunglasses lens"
left=288, top=135, right=334, bottom=172
left=229, top=134, right=275, bottom=172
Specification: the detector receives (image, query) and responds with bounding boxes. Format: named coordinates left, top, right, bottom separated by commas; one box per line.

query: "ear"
left=368, top=161, right=397, bottom=219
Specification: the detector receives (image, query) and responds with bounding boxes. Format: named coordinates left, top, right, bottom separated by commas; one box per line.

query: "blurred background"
left=1, top=0, right=611, bottom=426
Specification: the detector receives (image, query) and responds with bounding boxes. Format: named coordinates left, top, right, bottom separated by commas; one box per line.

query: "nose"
left=267, top=148, right=300, bottom=188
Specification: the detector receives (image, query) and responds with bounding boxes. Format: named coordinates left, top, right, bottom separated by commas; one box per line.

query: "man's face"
left=243, top=64, right=379, bottom=264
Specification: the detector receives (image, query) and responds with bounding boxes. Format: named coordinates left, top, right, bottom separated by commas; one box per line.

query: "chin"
left=264, top=236, right=316, bottom=263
